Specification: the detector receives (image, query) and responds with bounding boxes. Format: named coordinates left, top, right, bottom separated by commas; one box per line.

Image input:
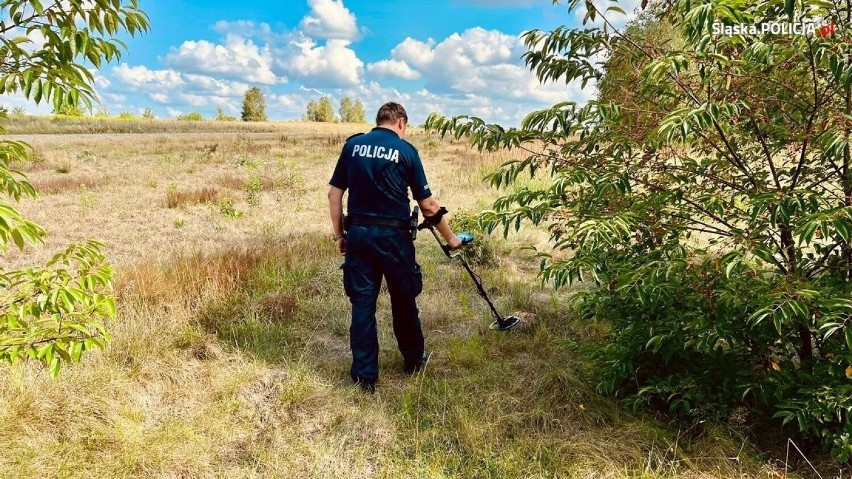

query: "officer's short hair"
left=376, top=102, right=408, bottom=126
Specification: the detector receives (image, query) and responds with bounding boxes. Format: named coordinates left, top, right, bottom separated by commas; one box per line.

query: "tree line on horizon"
left=20, top=86, right=368, bottom=124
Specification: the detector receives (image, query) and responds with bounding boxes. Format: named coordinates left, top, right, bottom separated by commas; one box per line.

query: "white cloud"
left=280, top=37, right=363, bottom=87
left=270, top=93, right=296, bottom=108
left=366, top=60, right=420, bottom=80
left=113, top=65, right=250, bottom=97
left=101, top=92, right=125, bottom=103
left=177, top=93, right=230, bottom=108
left=353, top=26, right=597, bottom=124
left=166, top=36, right=282, bottom=85
left=213, top=20, right=277, bottom=41
left=380, top=27, right=584, bottom=108
left=149, top=93, right=169, bottom=104
left=390, top=38, right=436, bottom=69
left=388, top=28, right=527, bottom=94
left=113, top=64, right=185, bottom=90
left=4, top=26, right=47, bottom=51
left=183, top=73, right=251, bottom=97
left=93, top=73, right=111, bottom=89
left=299, top=0, right=360, bottom=41
left=111, top=65, right=252, bottom=116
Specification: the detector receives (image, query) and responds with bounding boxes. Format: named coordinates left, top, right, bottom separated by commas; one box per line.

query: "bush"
left=54, top=103, right=84, bottom=117
left=214, top=106, right=236, bottom=122
left=449, top=210, right=496, bottom=267
left=219, top=199, right=243, bottom=219
left=177, top=112, right=203, bottom=121
left=427, top=0, right=852, bottom=460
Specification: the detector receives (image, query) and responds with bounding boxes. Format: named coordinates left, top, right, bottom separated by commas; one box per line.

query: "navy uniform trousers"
left=342, top=224, right=424, bottom=383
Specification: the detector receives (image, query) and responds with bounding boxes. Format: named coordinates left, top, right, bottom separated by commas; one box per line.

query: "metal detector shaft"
left=457, top=254, right=505, bottom=323
left=422, top=225, right=504, bottom=323
left=424, top=224, right=453, bottom=258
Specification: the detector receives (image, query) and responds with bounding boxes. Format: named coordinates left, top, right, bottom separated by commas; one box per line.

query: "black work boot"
left=351, top=374, right=376, bottom=394
left=404, top=351, right=430, bottom=375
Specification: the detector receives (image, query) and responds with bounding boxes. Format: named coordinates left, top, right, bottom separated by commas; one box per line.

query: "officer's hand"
left=336, top=238, right=346, bottom=255
left=447, top=235, right=463, bottom=250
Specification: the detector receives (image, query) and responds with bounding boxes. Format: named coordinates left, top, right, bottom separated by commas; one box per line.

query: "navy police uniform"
left=329, top=127, right=432, bottom=385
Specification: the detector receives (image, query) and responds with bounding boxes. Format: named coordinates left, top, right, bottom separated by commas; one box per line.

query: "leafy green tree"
left=304, top=96, right=336, bottom=122
left=427, top=0, right=852, bottom=460
left=241, top=87, right=267, bottom=122
left=142, top=108, right=155, bottom=120
left=0, top=0, right=148, bottom=377
left=304, top=100, right=317, bottom=121
left=338, top=96, right=366, bottom=123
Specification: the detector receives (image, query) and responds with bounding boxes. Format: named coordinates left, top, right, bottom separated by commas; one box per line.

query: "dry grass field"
left=0, top=118, right=808, bottom=478
left=4, top=119, right=541, bottom=269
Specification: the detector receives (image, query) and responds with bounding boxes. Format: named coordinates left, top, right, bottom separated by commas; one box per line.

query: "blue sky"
left=6, top=0, right=638, bottom=125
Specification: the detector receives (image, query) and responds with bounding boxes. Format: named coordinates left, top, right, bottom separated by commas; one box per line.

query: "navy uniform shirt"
left=329, top=127, right=432, bottom=221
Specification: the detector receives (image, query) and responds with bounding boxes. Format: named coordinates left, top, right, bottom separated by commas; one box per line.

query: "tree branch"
left=789, top=37, right=822, bottom=190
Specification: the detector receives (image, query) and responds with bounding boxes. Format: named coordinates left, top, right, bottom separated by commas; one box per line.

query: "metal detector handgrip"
left=417, top=221, right=472, bottom=258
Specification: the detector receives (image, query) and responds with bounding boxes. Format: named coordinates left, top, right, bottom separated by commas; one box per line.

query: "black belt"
left=348, top=215, right=411, bottom=229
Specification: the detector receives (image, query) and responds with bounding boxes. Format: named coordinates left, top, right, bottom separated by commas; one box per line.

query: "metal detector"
left=417, top=220, right=521, bottom=331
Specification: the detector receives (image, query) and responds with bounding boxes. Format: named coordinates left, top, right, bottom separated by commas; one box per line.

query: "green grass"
left=0, top=231, right=793, bottom=478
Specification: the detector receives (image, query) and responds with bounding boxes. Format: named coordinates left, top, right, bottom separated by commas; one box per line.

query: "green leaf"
left=10, top=227, right=24, bottom=250
left=54, top=345, right=72, bottom=363
left=846, top=327, right=852, bottom=353
left=49, top=356, right=61, bottom=378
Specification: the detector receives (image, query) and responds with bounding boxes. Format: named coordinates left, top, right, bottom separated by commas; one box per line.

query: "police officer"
left=328, top=102, right=462, bottom=394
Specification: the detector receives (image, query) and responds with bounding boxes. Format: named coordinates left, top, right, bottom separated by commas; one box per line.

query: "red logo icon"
left=817, top=21, right=835, bottom=37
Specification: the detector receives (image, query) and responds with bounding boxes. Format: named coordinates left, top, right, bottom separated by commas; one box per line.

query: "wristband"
left=423, top=207, right=448, bottom=226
